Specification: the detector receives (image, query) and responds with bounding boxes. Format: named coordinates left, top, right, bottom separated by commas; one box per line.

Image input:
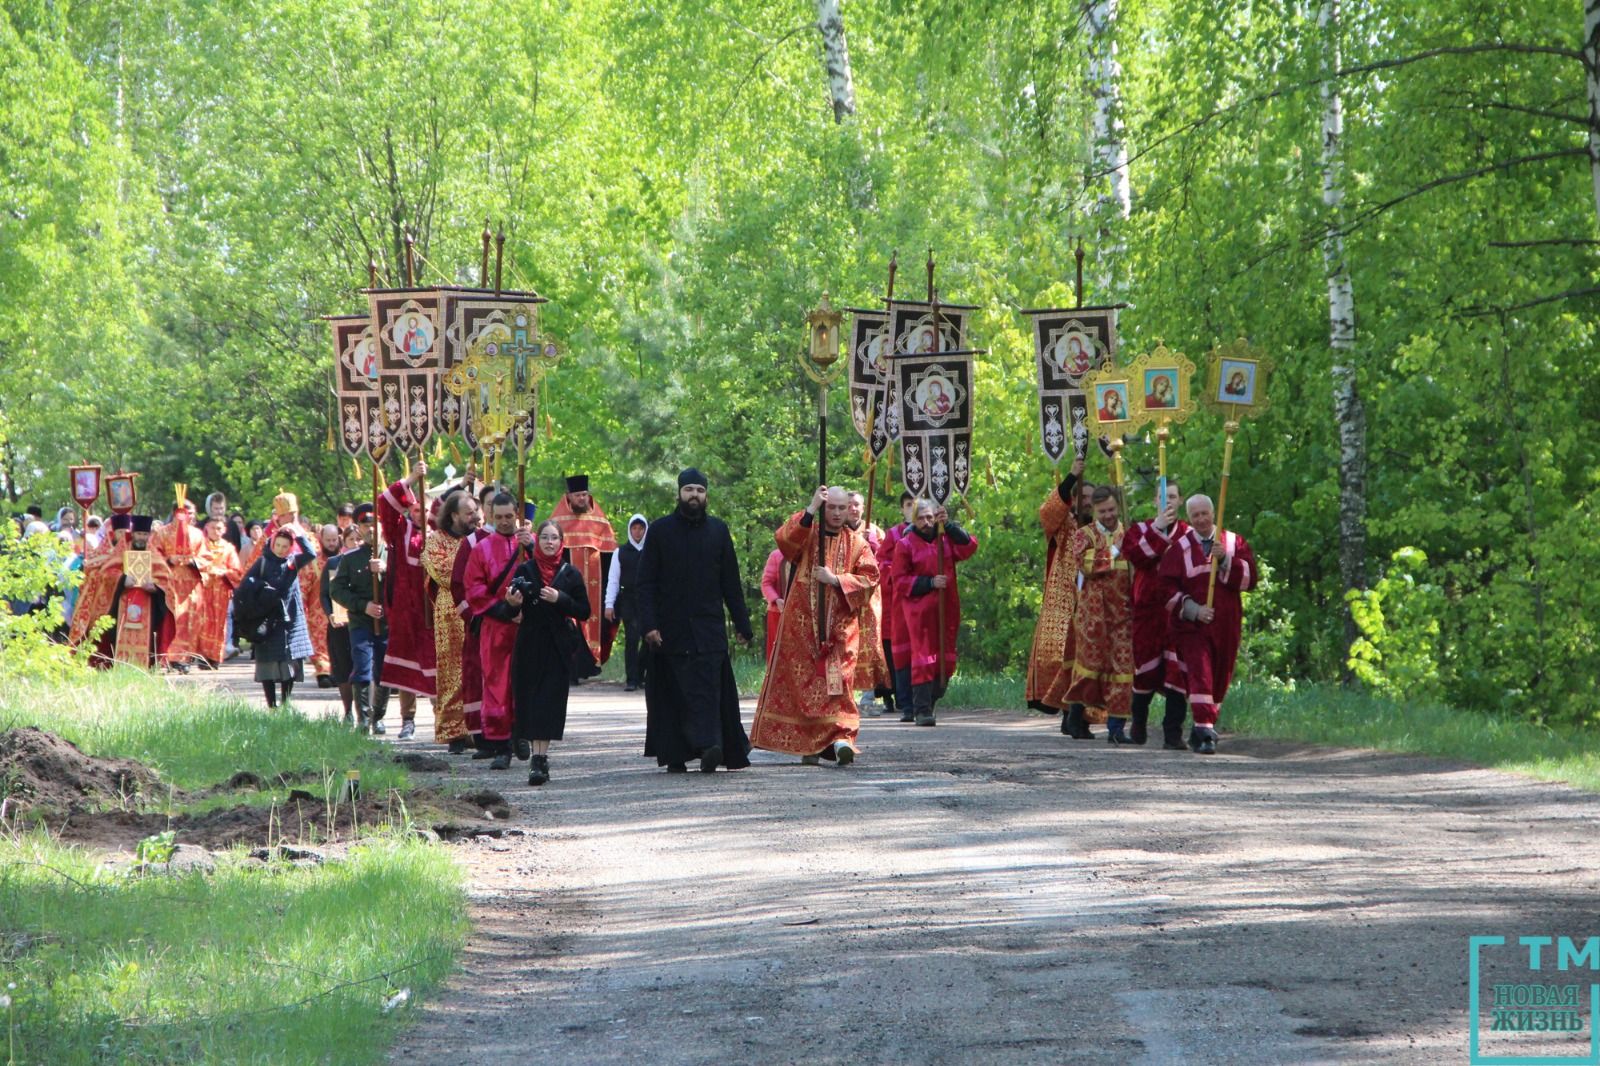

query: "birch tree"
left=815, top=0, right=855, bottom=123
left=1318, top=0, right=1368, bottom=668
left=1085, top=0, right=1130, bottom=297
left=1584, top=0, right=1600, bottom=231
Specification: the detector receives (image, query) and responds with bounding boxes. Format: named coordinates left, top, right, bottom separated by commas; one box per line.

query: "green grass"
left=0, top=669, right=406, bottom=804
left=1224, top=681, right=1600, bottom=793
left=0, top=831, right=466, bottom=1065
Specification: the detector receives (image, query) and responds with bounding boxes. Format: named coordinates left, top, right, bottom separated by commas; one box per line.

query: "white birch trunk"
left=815, top=0, right=856, bottom=124
left=1319, top=0, right=1368, bottom=665
left=1583, top=0, right=1600, bottom=230
left=1086, top=0, right=1130, bottom=298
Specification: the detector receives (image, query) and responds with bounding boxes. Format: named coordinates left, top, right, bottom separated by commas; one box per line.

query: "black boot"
left=370, top=685, right=391, bottom=735
left=1129, top=692, right=1152, bottom=745
left=1162, top=691, right=1189, bottom=751
left=912, top=683, right=936, bottom=727
left=447, top=736, right=470, bottom=754
left=488, top=742, right=512, bottom=770
left=352, top=684, right=372, bottom=732
left=528, top=753, right=550, bottom=786
left=1063, top=704, right=1093, bottom=739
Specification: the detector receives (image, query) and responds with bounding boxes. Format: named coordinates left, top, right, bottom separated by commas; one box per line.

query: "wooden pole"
left=370, top=457, right=384, bottom=638
left=494, top=228, right=505, bottom=296
left=480, top=220, right=492, bottom=288
left=862, top=252, right=897, bottom=526
left=404, top=231, right=416, bottom=288
left=1108, top=437, right=1128, bottom=530
left=1206, top=421, right=1239, bottom=608
left=815, top=376, right=828, bottom=652
left=1073, top=240, right=1085, bottom=308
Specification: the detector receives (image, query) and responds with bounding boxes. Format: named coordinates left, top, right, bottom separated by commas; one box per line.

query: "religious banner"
left=106, top=472, right=139, bottom=515
left=1022, top=305, right=1118, bottom=464
left=1128, top=342, right=1198, bottom=514
left=437, top=287, right=549, bottom=447
left=69, top=464, right=102, bottom=510
left=896, top=349, right=974, bottom=506
left=366, top=286, right=446, bottom=453
left=845, top=308, right=892, bottom=460
left=327, top=314, right=383, bottom=461
left=1203, top=337, right=1274, bottom=420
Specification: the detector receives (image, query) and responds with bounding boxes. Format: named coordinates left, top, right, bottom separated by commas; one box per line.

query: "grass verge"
left=0, top=831, right=466, bottom=1064
left=0, top=667, right=406, bottom=804
left=1224, top=681, right=1600, bottom=793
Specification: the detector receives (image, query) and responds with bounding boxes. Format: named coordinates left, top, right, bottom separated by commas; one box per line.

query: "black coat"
left=510, top=560, right=593, bottom=684
left=635, top=508, right=752, bottom=655
left=327, top=544, right=383, bottom=631
left=234, top=536, right=316, bottom=663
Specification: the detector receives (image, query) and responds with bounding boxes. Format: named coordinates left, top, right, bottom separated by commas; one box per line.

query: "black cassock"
left=510, top=560, right=593, bottom=742
left=636, top=505, right=753, bottom=768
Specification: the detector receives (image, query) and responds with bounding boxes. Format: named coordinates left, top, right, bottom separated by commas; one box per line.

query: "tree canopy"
left=2, top=0, right=1595, bottom=721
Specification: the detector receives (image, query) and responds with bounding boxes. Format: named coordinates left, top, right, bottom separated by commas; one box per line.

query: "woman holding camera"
left=505, top=519, right=594, bottom=785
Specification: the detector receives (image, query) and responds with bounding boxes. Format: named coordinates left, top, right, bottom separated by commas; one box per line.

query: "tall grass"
left=0, top=669, right=405, bottom=797
left=0, top=832, right=466, bottom=1064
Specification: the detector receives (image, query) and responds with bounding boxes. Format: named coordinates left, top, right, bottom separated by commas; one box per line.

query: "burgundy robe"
left=465, top=529, right=524, bottom=743
left=1158, top=527, right=1257, bottom=728
left=891, top=526, right=978, bottom=687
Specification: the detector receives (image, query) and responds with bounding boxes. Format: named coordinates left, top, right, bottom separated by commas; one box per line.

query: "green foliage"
left=2, top=0, right=1593, bottom=722
left=0, top=834, right=465, bottom=1064
left=1347, top=546, right=1445, bottom=704
left=133, top=829, right=176, bottom=867
left=0, top=521, right=90, bottom=682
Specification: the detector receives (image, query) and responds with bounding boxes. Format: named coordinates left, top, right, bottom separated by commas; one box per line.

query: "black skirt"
left=327, top=624, right=354, bottom=685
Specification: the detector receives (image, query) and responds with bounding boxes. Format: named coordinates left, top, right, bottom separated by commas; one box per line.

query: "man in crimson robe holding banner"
left=891, top=499, right=978, bottom=726
left=751, top=485, right=880, bottom=765
left=151, top=491, right=206, bottom=669
left=547, top=474, right=615, bottom=673
left=378, top=461, right=438, bottom=739
left=1158, top=494, right=1258, bottom=754
left=1121, top=481, right=1187, bottom=747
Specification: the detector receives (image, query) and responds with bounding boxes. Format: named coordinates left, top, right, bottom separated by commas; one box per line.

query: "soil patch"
left=54, top=787, right=504, bottom=853
left=0, top=727, right=167, bottom=816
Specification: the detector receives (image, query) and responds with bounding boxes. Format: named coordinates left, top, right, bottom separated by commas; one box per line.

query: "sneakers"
left=371, top=719, right=387, bottom=736
left=857, top=692, right=883, bottom=717
left=398, top=720, right=416, bottom=740
left=528, top=754, right=550, bottom=787
left=915, top=712, right=936, bottom=727
left=1190, top=727, right=1219, bottom=755
left=699, top=745, right=723, bottom=773
left=833, top=741, right=856, bottom=766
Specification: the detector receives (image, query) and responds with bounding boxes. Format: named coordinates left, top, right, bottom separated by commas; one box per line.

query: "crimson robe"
left=549, top=496, right=618, bottom=665
left=1024, top=487, right=1080, bottom=711
left=378, top=479, right=437, bottom=696
left=152, top=515, right=206, bottom=665
left=192, top=537, right=243, bottom=663
left=891, top=525, right=979, bottom=686
left=1121, top=518, right=1188, bottom=694
left=750, top=513, right=879, bottom=756
left=1063, top=521, right=1133, bottom=718
left=877, top=521, right=912, bottom=669
left=1158, top=527, right=1257, bottom=728
left=451, top=528, right=487, bottom=735
left=465, top=529, right=524, bottom=743
left=848, top=523, right=890, bottom=692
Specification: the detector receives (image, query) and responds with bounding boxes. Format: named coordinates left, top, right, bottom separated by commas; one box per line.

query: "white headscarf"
left=626, top=513, right=648, bottom=549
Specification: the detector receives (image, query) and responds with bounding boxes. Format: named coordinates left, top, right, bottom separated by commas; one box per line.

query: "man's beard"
left=569, top=497, right=590, bottom=514
left=678, top=497, right=706, bottom=519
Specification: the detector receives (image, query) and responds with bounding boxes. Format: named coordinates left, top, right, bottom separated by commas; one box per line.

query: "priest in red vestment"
left=1024, top=458, right=1085, bottom=720
left=192, top=515, right=243, bottom=665
left=751, top=486, right=880, bottom=765
left=423, top=490, right=480, bottom=751
left=891, top=499, right=978, bottom=726
left=1063, top=486, right=1134, bottom=742
left=378, top=462, right=438, bottom=740
left=876, top=492, right=917, bottom=721
left=1120, top=480, right=1187, bottom=747
left=465, top=492, right=532, bottom=770
left=1158, top=494, right=1258, bottom=754
left=844, top=490, right=891, bottom=713
left=68, top=516, right=173, bottom=668
left=67, top=514, right=133, bottom=665
left=151, top=494, right=206, bottom=668
left=547, top=474, right=616, bottom=671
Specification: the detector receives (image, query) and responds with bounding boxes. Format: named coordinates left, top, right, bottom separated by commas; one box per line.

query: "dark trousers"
left=622, top=612, right=647, bottom=687
left=893, top=663, right=913, bottom=714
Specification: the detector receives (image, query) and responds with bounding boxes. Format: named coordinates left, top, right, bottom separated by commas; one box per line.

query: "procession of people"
left=39, top=440, right=1256, bottom=776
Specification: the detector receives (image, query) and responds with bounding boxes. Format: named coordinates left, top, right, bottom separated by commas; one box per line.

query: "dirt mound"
left=0, top=727, right=169, bottom=816
left=56, top=787, right=501, bottom=853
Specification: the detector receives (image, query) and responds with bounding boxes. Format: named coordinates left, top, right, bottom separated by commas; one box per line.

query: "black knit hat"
left=677, top=468, right=708, bottom=489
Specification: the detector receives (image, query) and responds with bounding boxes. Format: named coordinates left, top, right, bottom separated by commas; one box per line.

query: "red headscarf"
left=534, top=529, right=562, bottom=586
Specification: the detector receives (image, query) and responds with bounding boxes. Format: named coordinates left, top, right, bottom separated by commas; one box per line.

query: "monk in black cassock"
left=638, top=468, right=754, bottom=773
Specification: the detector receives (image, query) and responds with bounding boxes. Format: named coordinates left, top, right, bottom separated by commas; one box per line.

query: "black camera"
left=509, top=575, right=540, bottom=599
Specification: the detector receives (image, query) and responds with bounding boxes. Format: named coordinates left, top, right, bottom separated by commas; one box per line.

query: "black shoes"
left=447, top=737, right=470, bottom=754
left=1189, top=727, right=1218, bottom=755
left=514, top=738, right=531, bottom=762
left=488, top=752, right=512, bottom=770
left=528, top=754, right=549, bottom=786
left=700, top=745, right=723, bottom=773
left=915, top=712, right=936, bottom=726
left=666, top=763, right=688, bottom=774
left=1062, top=707, right=1093, bottom=739
left=899, top=710, right=916, bottom=723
